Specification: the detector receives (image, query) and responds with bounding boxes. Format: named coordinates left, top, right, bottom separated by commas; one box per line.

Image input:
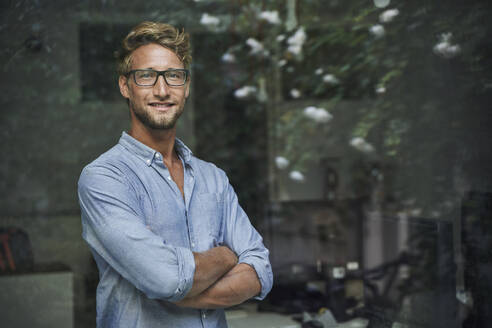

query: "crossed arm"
left=78, top=165, right=270, bottom=309
left=173, top=246, right=262, bottom=309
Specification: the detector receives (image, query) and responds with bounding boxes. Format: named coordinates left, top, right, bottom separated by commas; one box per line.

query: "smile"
left=149, top=102, right=175, bottom=110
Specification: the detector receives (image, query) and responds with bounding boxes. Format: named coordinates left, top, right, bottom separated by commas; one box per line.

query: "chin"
left=141, top=118, right=177, bottom=130
left=131, top=103, right=184, bottom=131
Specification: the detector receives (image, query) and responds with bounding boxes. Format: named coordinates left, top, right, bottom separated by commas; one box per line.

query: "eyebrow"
left=141, top=67, right=185, bottom=70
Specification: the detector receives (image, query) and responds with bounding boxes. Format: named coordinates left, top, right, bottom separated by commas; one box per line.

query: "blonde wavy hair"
left=116, top=21, right=192, bottom=76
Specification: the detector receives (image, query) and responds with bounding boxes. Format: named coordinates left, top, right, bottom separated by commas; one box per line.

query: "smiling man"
left=77, top=21, right=273, bottom=328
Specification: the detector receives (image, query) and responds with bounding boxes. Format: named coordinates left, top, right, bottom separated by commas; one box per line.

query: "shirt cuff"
left=169, top=246, right=196, bottom=302
left=239, top=256, right=273, bottom=300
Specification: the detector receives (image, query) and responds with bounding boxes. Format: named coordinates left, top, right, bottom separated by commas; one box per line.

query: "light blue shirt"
left=78, top=132, right=273, bottom=328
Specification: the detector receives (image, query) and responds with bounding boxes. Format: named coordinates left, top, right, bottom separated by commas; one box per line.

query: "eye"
left=135, top=70, right=156, bottom=80
left=163, top=70, right=187, bottom=85
left=167, top=71, right=182, bottom=79
left=139, top=71, right=154, bottom=79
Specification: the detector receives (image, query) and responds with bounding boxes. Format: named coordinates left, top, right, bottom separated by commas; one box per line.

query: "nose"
left=153, top=75, right=169, bottom=98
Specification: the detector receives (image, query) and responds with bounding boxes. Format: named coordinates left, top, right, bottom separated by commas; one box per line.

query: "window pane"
left=1, top=1, right=490, bottom=327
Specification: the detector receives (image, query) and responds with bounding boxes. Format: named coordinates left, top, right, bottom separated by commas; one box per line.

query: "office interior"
left=0, top=0, right=491, bottom=327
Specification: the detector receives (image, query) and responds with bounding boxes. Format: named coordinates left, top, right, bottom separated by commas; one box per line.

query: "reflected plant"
left=2, top=0, right=490, bottom=216
left=191, top=0, right=491, bottom=214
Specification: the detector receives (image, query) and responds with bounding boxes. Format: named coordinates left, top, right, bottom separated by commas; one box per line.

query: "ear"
left=119, top=75, right=130, bottom=99
left=184, top=77, right=191, bottom=99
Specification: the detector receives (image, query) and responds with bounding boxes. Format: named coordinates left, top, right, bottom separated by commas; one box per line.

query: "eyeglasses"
left=127, top=68, right=189, bottom=87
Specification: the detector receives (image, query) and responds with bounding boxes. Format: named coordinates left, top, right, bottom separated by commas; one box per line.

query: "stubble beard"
left=130, top=100, right=184, bottom=130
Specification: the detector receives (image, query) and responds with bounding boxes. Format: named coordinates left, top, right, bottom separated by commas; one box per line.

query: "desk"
left=0, top=268, right=73, bottom=328
left=226, top=303, right=301, bottom=328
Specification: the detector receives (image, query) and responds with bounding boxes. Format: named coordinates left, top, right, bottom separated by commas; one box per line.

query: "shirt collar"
left=119, top=131, right=193, bottom=166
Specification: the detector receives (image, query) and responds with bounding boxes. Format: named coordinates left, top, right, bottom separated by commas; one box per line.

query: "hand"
left=183, top=245, right=238, bottom=298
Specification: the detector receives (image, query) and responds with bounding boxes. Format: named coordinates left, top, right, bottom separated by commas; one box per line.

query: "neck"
left=129, top=122, right=178, bottom=163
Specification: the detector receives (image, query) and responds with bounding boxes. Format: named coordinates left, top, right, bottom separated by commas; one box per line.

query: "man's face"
left=119, top=43, right=190, bottom=130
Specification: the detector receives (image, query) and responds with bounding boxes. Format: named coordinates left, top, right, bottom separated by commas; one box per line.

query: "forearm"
left=176, top=263, right=261, bottom=309
left=185, top=246, right=238, bottom=298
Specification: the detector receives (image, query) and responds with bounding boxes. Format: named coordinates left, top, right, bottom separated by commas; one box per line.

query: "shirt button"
left=155, top=153, right=160, bottom=158
left=191, top=242, right=195, bottom=248
left=146, top=159, right=151, bottom=165
left=167, top=176, right=171, bottom=180
left=202, top=313, right=206, bottom=319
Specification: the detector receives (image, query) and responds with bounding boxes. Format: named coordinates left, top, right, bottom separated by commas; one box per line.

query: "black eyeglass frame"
left=126, top=68, right=190, bottom=87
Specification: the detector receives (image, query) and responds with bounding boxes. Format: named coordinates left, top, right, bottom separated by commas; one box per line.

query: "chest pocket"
left=193, top=193, right=224, bottom=248
left=143, top=195, right=188, bottom=245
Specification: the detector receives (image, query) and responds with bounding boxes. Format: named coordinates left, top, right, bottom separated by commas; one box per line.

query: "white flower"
left=434, top=42, right=448, bottom=54
left=234, top=86, right=257, bottom=99
left=290, top=88, right=301, bottom=98
left=289, top=27, right=307, bottom=45
left=288, top=45, right=302, bottom=56
left=259, top=10, right=281, bottom=25
left=221, top=52, right=236, bottom=63
left=289, top=170, right=305, bottom=182
left=315, top=109, right=333, bottom=123
left=373, top=0, right=391, bottom=9
left=275, top=156, right=289, bottom=169
left=303, top=106, right=333, bottom=123
left=322, top=74, right=339, bottom=85
left=379, top=8, right=399, bottom=23
left=276, top=34, right=286, bottom=42
left=315, top=68, right=324, bottom=75
left=433, top=33, right=461, bottom=59
left=350, top=137, right=375, bottom=153
left=304, top=106, right=317, bottom=115
left=287, top=27, right=307, bottom=56
left=200, top=13, right=220, bottom=27
left=369, top=24, right=385, bottom=38
left=278, top=59, right=287, bottom=67
left=436, top=43, right=461, bottom=58
left=246, top=37, right=265, bottom=55
left=376, top=86, right=386, bottom=94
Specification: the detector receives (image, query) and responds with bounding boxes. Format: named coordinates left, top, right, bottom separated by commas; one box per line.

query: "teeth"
left=151, top=103, right=172, bottom=107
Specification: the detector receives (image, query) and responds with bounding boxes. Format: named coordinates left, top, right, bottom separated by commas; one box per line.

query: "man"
left=78, top=21, right=273, bottom=327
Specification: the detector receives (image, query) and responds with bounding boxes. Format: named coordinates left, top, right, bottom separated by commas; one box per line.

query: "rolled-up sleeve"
left=78, top=164, right=195, bottom=302
left=221, top=176, right=273, bottom=300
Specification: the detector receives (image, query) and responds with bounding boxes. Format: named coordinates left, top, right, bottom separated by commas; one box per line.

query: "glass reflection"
left=0, top=0, right=491, bottom=327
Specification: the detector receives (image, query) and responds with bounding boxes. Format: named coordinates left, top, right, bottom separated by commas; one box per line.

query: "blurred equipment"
left=357, top=216, right=458, bottom=327
left=0, top=265, right=74, bottom=328
left=263, top=198, right=459, bottom=327
left=461, top=191, right=492, bottom=327
left=0, top=227, right=74, bottom=327
left=0, top=227, right=34, bottom=274
left=302, top=308, right=368, bottom=328
left=226, top=303, right=301, bottom=328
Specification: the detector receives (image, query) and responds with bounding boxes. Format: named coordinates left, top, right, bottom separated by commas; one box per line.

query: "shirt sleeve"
left=77, top=164, right=195, bottom=302
left=220, top=174, right=273, bottom=300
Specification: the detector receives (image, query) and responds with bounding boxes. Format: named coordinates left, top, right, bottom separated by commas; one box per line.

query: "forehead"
left=130, top=43, right=184, bottom=69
